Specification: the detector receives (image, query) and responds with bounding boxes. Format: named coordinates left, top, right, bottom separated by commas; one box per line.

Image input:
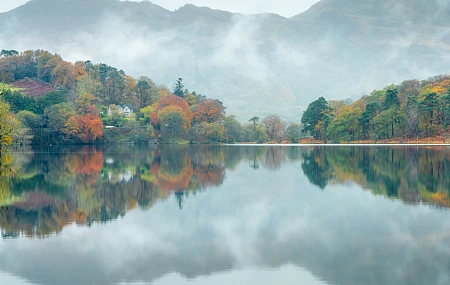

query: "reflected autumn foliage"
left=2, top=145, right=450, bottom=238
left=301, top=146, right=450, bottom=208
left=0, top=145, right=232, bottom=237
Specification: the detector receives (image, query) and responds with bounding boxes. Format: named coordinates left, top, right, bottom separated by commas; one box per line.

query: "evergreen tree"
left=383, top=88, right=400, bottom=110
left=301, top=97, right=330, bottom=140
left=173, top=78, right=185, bottom=98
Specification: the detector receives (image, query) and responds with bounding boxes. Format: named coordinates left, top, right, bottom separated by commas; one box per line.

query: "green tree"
left=286, top=123, right=302, bottom=143
left=405, top=96, right=419, bottom=138
left=249, top=116, right=260, bottom=142
left=327, top=107, right=362, bottom=142
left=358, top=102, right=378, bottom=138
left=224, top=115, right=243, bottom=143
left=159, top=108, right=187, bottom=142
left=0, top=99, right=17, bottom=152
left=173, top=78, right=185, bottom=98
left=188, top=122, right=225, bottom=143
left=439, top=89, right=450, bottom=128
left=383, top=88, right=400, bottom=110
left=419, top=92, right=439, bottom=137
left=301, top=97, right=330, bottom=140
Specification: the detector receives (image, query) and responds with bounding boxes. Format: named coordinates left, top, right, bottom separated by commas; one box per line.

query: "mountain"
left=1, top=0, right=450, bottom=120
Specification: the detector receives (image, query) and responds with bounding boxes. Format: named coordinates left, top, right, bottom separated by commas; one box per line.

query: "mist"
left=1, top=0, right=450, bottom=121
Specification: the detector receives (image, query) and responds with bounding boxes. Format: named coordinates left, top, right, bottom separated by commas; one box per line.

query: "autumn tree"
left=45, top=103, right=76, bottom=141
left=262, top=114, right=286, bottom=143
left=192, top=99, right=226, bottom=124
left=64, top=106, right=103, bottom=143
left=0, top=99, right=17, bottom=152
left=151, top=95, right=193, bottom=131
left=52, top=61, right=75, bottom=89
left=136, top=76, right=159, bottom=108
left=327, top=106, right=362, bottom=142
left=158, top=106, right=189, bottom=142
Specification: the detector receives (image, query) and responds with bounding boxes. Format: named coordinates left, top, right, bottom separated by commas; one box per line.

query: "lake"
left=1, top=145, right=450, bottom=285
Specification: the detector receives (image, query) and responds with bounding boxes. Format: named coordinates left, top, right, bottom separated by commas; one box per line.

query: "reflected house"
left=107, top=170, right=134, bottom=183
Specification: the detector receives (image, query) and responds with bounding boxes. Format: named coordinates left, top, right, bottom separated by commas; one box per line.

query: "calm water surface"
left=1, top=145, right=450, bottom=285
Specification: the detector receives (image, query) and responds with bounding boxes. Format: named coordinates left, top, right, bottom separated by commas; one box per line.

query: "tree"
left=224, top=115, right=243, bottom=143
left=405, top=96, right=419, bottom=138
left=301, top=97, right=330, bottom=140
left=286, top=123, right=302, bottom=143
left=327, top=107, right=362, bottom=142
left=439, top=89, right=450, bottom=129
left=173, top=78, right=185, bottom=98
left=52, top=61, right=75, bottom=89
left=192, top=99, right=226, bottom=124
left=249, top=117, right=259, bottom=142
left=0, top=99, right=17, bottom=152
left=358, top=102, right=378, bottom=139
left=0, top=50, right=19, bottom=57
left=136, top=77, right=159, bottom=108
left=372, top=108, right=403, bottom=140
left=158, top=106, right=188, bottom=142
left=75, top=92, right=97, bottom=115
left=64, top=107, right=103, bottom=143
left=189, top=122, right=225, bottom=143
left=151, top=95, right=193, bottom=131
left=419, top=92, right=439, bottom=137
left=262, top=114, right=286, bottom=143
left=383, top=88, right=400, bottom=110
left=45, top=103, right=75, bottom=142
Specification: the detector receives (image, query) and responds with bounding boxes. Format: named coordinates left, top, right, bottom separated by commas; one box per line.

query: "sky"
left=0, top=0, right=321, bottom=17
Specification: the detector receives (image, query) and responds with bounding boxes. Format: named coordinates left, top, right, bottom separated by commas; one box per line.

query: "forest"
left=301, top=76, right=450, bottom=143
left=3, top=49, right=450, bottom=149
left=0, top=49, right=302, bottom=149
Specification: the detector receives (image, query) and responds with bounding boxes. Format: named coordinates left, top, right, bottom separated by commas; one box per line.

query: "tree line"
left=0, top=49, right=304, bottom=149
left=301, top=76, right=450, bottom=142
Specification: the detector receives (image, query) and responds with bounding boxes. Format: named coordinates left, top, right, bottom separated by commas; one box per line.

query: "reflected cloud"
left=0, top=146, right=450, bottom=285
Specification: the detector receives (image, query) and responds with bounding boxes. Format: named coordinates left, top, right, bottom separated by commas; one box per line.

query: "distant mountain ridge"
left=1, top=0, right=450, bottom=120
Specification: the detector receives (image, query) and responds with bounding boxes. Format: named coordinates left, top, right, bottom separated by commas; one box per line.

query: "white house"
left=108, top=104, right=134, bottom=117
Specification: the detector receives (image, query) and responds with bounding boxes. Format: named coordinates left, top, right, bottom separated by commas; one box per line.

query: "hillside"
left=12, top=79, right=55, bottom=98
left=1, top=0, right=450, bottom=120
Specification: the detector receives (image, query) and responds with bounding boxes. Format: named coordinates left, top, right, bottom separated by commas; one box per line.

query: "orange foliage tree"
left=151, top=95, right=193, bottom=129
left=192, top=99, right=226, bottom=124
left=65, top=106, right=103, bottom=143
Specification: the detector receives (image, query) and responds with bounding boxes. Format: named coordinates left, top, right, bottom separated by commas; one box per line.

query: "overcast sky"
left=0, top=0, right=321, bottom=17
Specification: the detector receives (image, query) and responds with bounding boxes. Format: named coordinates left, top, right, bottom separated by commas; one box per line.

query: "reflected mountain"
left=0, top=146, right=450, bottom=285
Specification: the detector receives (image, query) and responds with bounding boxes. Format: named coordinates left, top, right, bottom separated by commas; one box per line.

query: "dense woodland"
left=302, top=76, right=450, bottom=142
left=2, top=49, right=450, bottom=150
left=0, top=49, right=303, bottom=149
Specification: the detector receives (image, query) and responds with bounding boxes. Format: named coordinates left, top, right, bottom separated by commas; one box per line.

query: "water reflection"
left=0, top=146, right=450, bottom=285
left=1, top=146, right=450, bottom=238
